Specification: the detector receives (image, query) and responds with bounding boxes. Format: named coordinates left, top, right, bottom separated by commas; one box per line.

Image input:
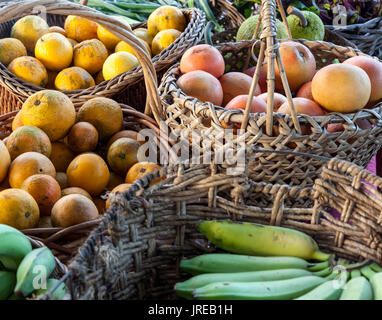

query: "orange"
left=35, top=32, right=73, bottom=71
left=50, top=142, right=75, bottom=173
left=0, top=38, right=27, bottom=66
left=106, top=172, right=125, bottom=191
left=6, top=125, right=51, bottom=160
left=12, top=111, right=24, bottom=131
left=133, top=28, right=153, bottom=46
left=97, top=22, right=122, bottom=50
left=64, top=15, right=98, bottom=43
left=107, top=138, right=140, bottom=176
left=0, top=189, right=40, bottom=230
left=147, top=6, right=186, bottom=37
left=8, top=56, right=48, bottom=87
left=47, top=26, right=66, bottom=36
left=115, top=39, right=151, bottom=57
left=66, top=153, right=110, bottom=196
left=151, top=29, right=181, bottom=56
left=106, top=130, right=143, bottom=150
left=67, top=122, right=99, bottom=153
left=102, top=51, right=139, bottom=81
left=10, top=15, right=49, bottom=52
left=125, top=162, right=162, bottom=185
left=55, top=172, right=69, bottom=189
left=9, top=151, right=56, bottom=189
left=93, top=197, right=106, bottom=215
left=73, top=39, right=108, bottom=74
left=105, top=183, right=132, bottom=209
left=51, top=194, right=99, bottom=228
left=0, top=140, right=11, bottom=184
left=21, top=174, right=61, bottom=216
left=67, top=38, right=78, bottom=48
left=21, top=90, right=76, bottom=141
left=61, top=187, right=92, bottom=200
left=55, top=66, right=95, bottom=91
left=76, top=97, right=123, bottom=141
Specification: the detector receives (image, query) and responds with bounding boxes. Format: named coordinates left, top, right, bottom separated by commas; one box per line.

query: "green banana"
left=198, top=221, right=331, bottom=261
left=313, top=266, right=333, bottom=277
left=295, top=279, right=343, bottom=300
left=14, top=247, right=56, bottom=298
left=370, top=263, right=382, bottom=273
left=192, top=276, right=326, bottom=300
left=34, top=278, right=68, bottom=300
left=176, top=268, right=314, bottom=299
left=0, top=224, right=32, bottom=271
left=340, top=276, right=373, bottom=300
left=0, top=271, right=16, bottom=300
left=361, top=266, right=382, bottom=300
left=181, top=254, right=317, bottom=275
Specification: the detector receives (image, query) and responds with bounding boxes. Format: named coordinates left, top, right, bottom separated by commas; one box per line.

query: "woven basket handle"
left=0, top=0, right=164, bottom=125
left=241, top=0, right=301, bottom=135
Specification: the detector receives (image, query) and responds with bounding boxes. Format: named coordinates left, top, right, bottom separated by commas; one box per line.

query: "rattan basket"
left=0, top=0, right=206, bottom=114
left=159, top=0, right=382, bottom=188
left=43, top=146, right=382, bottom=300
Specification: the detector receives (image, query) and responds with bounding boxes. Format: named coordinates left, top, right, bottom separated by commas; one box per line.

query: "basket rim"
left=160, top=38, right=382, bottom=127
left=0, top=5, right=206, bottom=101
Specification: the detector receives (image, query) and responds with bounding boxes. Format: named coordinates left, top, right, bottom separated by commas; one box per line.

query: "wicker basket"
left=325, top=17, right=382, bottom=58
left=209, top=0, right=245, bottom=29
left=0, top=101, right=174, bottom=266
left=0, top=0, right=206, bottom=114
left=159, top=0, right=382, bottom=188
left=44, top=146, right=382, bottom=300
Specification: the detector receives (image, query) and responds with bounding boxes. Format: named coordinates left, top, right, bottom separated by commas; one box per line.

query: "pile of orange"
left=0, top=6, right=186, bottom=90
left=0, top=90, right=162, bottom=231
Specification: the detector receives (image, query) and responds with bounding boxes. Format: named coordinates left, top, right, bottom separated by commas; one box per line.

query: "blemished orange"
left=35, top=32, right=73, bottom=71
left=61, top=187, right=92, bottom=200
left=55, top=66, right=95, bottom=91
left=106, top=172, right=125, bottom=191
left=8, top=56, right=48, bottom=87
left=66, top=153, right=110, bottom=196
left=73, top=39, right=108, bottom=74
left=151, top=29, right=181, bottom=56
left=47, top=26, right=66, bottom=36
left=21, top=174, right=61, bottom=216
left=147, top=6, right=186, bottom=37
left=105, top=183, right=132, bottom=209
left=55, top=172, right=69, bottom=189
left=12, top=111, right=24, bottom=131
left=64, top=15, right=98, bottom=43
left=49, top=142, right=75, bottom=173
left=125, top=162, right=162, bottom=185
left=51, top=194, right=99, bottom=228
left=107, top=138, right=140, bottom=176
left=0, top=140, right=11, bottom=184
left=67, top=122, right=99, bottom=153
left=8, top=151, right=56, bottom=189
left=6, top=125, right=52, bottom=160
left=106, top=130, right=143, bottom=150
left=102, top=51, right=139, bottom=81
left=115, top=39, right=151, bottom=57
left=0, top=38, right=27, bottom=66
left=21, top=90, right=76, bottom=141
left=0, top=188, right=40, bottom=230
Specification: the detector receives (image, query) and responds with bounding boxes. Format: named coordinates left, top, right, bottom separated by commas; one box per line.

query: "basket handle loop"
left=240, top=0, right=301, bottom=135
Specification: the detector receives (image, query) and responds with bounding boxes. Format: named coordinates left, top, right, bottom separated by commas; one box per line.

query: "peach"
left=244, top=65, right=267, bottom=93
left=257, top=92, right=287, bottom=111
left=296, top=81, right=314, bottom=101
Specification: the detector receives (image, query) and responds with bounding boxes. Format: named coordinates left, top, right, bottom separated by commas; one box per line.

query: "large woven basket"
left=0, top=0, right=206, bottom=114
left=45, top=147, right=382, bottom=300
left=159, top=0, right=382, bottom=188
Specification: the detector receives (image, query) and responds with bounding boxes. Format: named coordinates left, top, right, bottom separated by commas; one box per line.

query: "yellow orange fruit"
left=10, top=15, right=49, bottom=51
left=47, top=26, right=66, bottom=36
left=21, top=90, right=76, bottom=141
left=106, top=172, right=125, bottom=191
left=67, top=38, right=78, bottom=48
left=8, top=56, right=48, bottom=87
left=35, top=32, right=73, bottom=71
left=97, top=23, right=121, bottom=50
left=151, top=29, right=181, bottom=56
left=0, top=38, right=27, bottom=66
left=64, top=15, right=98, bottom=43
left=147, top=6, right=186, bottom=37
left=133, top=28, right=153, bottom=46
left=21, top=174, right=61, bottom=216
left=51, top=194, right=99, bottom=228
left=0, top=140, right=11, bottom=184
left=102, top=51, right=139, bottom=81
left=55, top=66, right=95, bottom=91
left=12, top=111, right=24, bottom=131
left=0, top=188, right=40, bottom=230
left=67, top=122, right=99, bottom=153
left=125, top=161, right=162, bottom=185
left=56, top=172, right=69, bottom=189
left=106, top=130, right=142, bottom=150
left=105, top=183, right=132, bottom=209
left=66, top=153, right=110, bottom=196
left=9, top=151, right=56, bottom=189
left=107, top=138, right=140, bottom=176
left=61, top=187, right=92, bottom=200
left=73, top=39, right=108, bottom=74
left=6, top=125, right=52, bottom=160
left=115, top=39, right=151, bottom=57
left=50, top=142, right=75, bottom=172
left=76, top=97, right=123, bottom=141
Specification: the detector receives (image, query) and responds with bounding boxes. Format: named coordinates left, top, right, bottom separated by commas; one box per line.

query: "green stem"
left=311, top=250, right=332, bottom=262
left=313, top=266, right=332, bottom=277
left=308, top=260, right=330, bottom=272
left=345, top=259, right=373, bottom=271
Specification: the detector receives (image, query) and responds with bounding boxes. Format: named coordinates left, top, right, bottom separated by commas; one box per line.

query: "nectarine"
left=244, top=65, right=267, bottom=93
left=177, top=70, right=223, bottom=106
left=257, top=92, right=287, bottom=111
left=296, top=81, right=314, bottom=101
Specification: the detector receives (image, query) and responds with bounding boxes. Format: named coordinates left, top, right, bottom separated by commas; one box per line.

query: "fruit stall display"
left=51, top=148, right=382, bottom=300
left=0, top=0, right=205, bottom=114
left=159, top=0, right=382, bottom=188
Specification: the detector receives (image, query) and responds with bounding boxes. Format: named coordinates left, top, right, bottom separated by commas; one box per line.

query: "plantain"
left=198, top=221, right=331, bottom=261
left=361, top=266, right=382, bottom=300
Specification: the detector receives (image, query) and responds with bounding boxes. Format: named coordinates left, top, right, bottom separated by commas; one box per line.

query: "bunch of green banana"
left=360, top=264, right=382, bottom=300
left=198, top=220, right=332, bottom=261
